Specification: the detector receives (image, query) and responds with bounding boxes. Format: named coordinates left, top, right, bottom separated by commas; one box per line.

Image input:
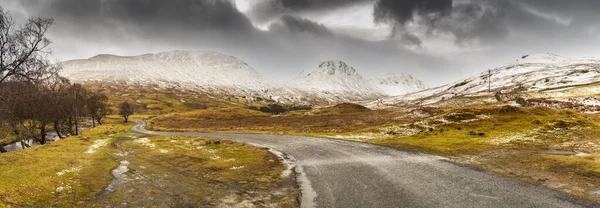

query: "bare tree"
left=68, top=83, right=87, bottom=135
left=0, top=6, right=56, bottom=151
left=85, top=92, right=109, bottom=127
left=118, top=102, right=134, bottom=123
left=42, top=75, right=72, bottom=138
left=0, top=7, right=55, bottom=86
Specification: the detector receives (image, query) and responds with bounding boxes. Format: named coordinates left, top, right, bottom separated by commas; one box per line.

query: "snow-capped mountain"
left=60, top=51, right=269, bottom=93
left=375, top=53, right=600, bottom=106
left=290, top=61, right=384, bottom=100
left=369, top=73, right=428, bottom=96
left=60, top=50, right=427, bottom=104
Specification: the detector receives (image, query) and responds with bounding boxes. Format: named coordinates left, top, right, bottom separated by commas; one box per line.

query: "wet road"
left=132, top=120, right=596, bottom=208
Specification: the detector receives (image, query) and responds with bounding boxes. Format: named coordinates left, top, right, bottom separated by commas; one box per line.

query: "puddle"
left=544, top=148, right=578, bottom=156
left=100, top=160, right=130, bottom=196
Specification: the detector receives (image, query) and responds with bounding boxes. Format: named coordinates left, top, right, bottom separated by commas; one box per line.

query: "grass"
left=149, top=103, right=600, bottom=203
left=92, top=135, right=296, bottom=207
left=0, top=116, right=131, bottom=207
left=361, top=106, right=600, bottom=202
left=0, top=115, right=296, bottom=207
left=149, top=105, right=407, bottom=134
left=85, top=83, right=243, bottom=115
left=372, top=106, right=596, bottom=154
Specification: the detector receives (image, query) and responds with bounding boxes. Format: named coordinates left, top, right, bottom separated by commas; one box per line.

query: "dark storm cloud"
left=4, top=0, right=600, bottom=86
left=373, top=0, right=452, bottom=25
left=26, top=0, right=256, bottom=34
left=399, top=33, right=422, bottom=46
left=248, top=0, right=373, bottom=23
left=269, top=15, right=333, bottom=37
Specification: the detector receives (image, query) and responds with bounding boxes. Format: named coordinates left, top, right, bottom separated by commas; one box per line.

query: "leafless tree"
left=85, top=92, right=109, bottom=127
left=0, top=7, right=55, bottom=86
left=118, top=102, right=134, bottom=123
left=68, top=83, right=87, bottom=135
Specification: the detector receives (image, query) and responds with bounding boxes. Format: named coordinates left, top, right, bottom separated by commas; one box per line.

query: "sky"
left=2, top=0, right=600, bottom=86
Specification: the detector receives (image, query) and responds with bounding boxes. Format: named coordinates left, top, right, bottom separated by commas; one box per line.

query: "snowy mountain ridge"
left=369, top=73, right=428, bottom=96
left=373, top=53, right=600, bottom=107
left=60, top=51, right=426, bottom=103
left=290, top=60, right=384, bottom=99
left=60, top=50, right=269, bottom=92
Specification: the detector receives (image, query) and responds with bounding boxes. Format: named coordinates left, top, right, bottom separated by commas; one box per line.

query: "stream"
left=1, top=132, right=63, bottom=152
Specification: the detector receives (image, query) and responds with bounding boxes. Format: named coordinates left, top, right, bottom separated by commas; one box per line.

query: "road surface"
left=132, top=120, right=596, bottom=208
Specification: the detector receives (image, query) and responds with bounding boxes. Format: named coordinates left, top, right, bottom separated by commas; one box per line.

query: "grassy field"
left=148, top=103, right=408, bottom=135
left=149, top=103, right=600, bottom=203
left=85, top=83, right=243, bottom=115
left=0, top=116, right=296, bottom=207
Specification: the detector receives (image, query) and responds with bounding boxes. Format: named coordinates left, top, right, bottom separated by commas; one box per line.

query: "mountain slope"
left=290, top=61, right=384, bottom=100
left=375, top=53, right=600, bottom=106
left=369, top=73, right=428, bottom=96
left=60, top=51, right=268, bottom=92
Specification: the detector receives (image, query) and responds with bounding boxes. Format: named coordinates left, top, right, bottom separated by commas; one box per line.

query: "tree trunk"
left=68, top=117, right=74, bottom=135
left=0, top=146, right=7, bottom=153
left=96, top=117, right=102, bottom=125
left=75, top=116, right=79, bottom=135
left=54, top=120, right=63, bottom=139
left=39, top=122, right=47, bottom=144
left=124, top=116, right=128, bottom=123
left=21, top=140, right=30, bottom=149
left=91, top=116, right=96, bottom=128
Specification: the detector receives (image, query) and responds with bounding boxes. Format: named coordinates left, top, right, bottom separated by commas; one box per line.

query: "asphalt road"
left=132, top=120, right=596, bottom=208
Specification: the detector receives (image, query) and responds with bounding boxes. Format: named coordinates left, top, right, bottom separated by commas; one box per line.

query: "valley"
left=3, top=2, right=600, bottom=207
left=3, top=51, right=600, bottom=207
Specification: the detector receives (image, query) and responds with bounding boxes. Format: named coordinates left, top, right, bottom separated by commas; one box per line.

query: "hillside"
left=60, top=52, right=425, bottom=104
left=60, top=51, right=269, bottom=94
left=369, top=73, right=428, bottom=96
left=290, top=60, right=384, bottom=100
left=373, top=53, right=600, bottom=107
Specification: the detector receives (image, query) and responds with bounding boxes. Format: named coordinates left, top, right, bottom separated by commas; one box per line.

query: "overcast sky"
left=3, top=0, right=600, bottom=86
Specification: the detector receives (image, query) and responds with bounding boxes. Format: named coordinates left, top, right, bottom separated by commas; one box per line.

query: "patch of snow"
left=229, top=166, right=245, bottom=170
left=85, top=139, right=109, bottom=154
left=55, top=185, right=72, bottom=193
left=56, top=166, right=82, bottom=176
left=488, top=134, right=536, bottom=145
left=134, top=138, right=155, bottom=148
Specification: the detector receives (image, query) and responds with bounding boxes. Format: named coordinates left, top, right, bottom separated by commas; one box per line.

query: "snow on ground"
left=60, top=51, right=425, bottom=103
left=372, top=53, right=600, bottom=107
left=369, top=73, right=428, bottom=96
left=56, top=166, right=82, bottom=176
left=488, top=133, right=536, bottom=145
left=290, top=60, right=384, bottom=100
left=134, top=138, right=156, bottom=148
left=85, top=139, right=109, bottom=154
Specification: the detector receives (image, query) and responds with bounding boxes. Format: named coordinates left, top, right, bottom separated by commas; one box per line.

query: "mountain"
left=290, top=61, right=384, bottom=100
left=60, top=51, right=428, bottom=104
left=60, top=51, right=269, bottom=93
left=369, top=73, right=428, bottom=96
left=374, top=53, right=600, bottom=106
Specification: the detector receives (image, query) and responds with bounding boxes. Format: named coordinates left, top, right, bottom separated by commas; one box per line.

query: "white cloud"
left=519, top=3, right=573, bottom=26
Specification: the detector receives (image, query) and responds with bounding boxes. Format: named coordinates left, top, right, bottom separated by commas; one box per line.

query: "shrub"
left=516, top=97, right=530, bottom=106
left=496, top=105, right=522, bottom=114
left=259, top=104, right=288, bottom=114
